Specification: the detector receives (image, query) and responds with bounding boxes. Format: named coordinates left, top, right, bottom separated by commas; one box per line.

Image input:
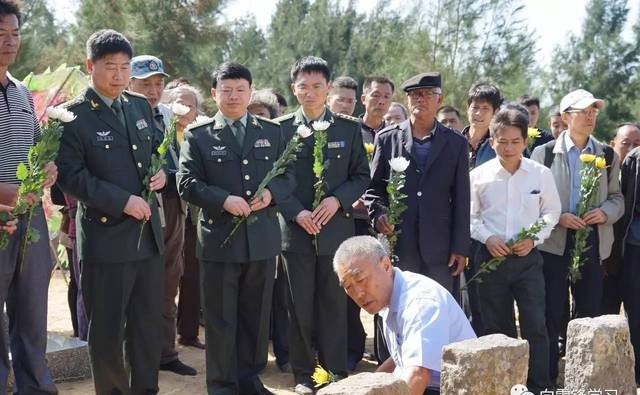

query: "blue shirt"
left=410, top=122, right=436, bottom=169
left=564, top=132, right=595, bottom=214
left=379, top=268, right=476, bottom=390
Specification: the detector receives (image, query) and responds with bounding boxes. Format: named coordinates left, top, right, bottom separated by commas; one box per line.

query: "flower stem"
left=18, top=208, right=34, bottom=273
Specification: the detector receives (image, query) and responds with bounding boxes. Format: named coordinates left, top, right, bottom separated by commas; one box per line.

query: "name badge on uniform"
left=136, top=119, right=148, bottom=130
left=96, top=131, right=114, bottom=142
left=328, top=141, right=346, bottom=149
left=211, top=146, right=227, bottom=156
left=254, top=138, right=271, bottom=148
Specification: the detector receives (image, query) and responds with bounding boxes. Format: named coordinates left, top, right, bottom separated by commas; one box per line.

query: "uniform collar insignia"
left=251, top=116, right=261, bottom=128
left=90, top=100, right=99, bottom=110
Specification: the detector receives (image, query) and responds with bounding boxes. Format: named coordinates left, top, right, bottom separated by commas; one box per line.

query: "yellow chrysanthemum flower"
left=364, top=143, right=375, bottom=155
left=595, top=156, right=607, bottom=169
left=312, top=365, right=334, bottom=387
left=527, top=128, right=541, bottom=139
left=579, top=153, right=596, bottom=163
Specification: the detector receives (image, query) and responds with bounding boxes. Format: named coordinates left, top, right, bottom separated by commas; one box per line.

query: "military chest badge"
left=136, top=119, right=148, bottom=130
left=327, top=141, right=346, bottom=149
left=96, top=130, right=114, bottom=142
left=211, top=146, right=227, bottom=156
left=254, top=138, right=271, bottom=148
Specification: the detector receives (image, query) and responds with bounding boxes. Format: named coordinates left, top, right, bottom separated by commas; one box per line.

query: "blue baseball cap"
left=130, top=55, right=169, bottom=79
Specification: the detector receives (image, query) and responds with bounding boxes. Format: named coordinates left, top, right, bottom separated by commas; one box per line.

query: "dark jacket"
left=621, top=146, right=640, bottom=252
left=56, top=88, right=165, bottom=263
left=275, top=107, right=371, bottom=256
left=365, top=119, right=470, bottom=274
left=177, top=112, right=294, bottom=263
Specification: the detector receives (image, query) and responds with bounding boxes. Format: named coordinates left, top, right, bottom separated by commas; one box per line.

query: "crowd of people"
left=1, top=1, right=640, bottom=395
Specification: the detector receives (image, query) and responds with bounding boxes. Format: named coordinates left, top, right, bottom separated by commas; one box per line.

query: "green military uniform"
left=56, top=87, right=165, bottom=395
left=177, top=111, right=294, bottom=395
left=275, top=107, right=370, bottom=386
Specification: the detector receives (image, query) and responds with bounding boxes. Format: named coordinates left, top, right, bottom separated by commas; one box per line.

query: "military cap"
left=400, top=72, right=441, bottom=92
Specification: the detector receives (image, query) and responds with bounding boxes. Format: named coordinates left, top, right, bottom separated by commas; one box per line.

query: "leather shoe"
left=178, top=336, right=206, bottom=350
left=159, top=359, right=197, bottom=376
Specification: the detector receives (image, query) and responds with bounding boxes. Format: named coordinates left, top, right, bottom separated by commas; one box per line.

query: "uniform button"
left=345, top=213, right=350, bottom=218
left=244, top=175, right=250, bottom=180
left=208, top=219, right=213, bottom=225
left=243, top=159, right=249, bottom=165
left=147, top=136, right=151, bottom=141
left=246, top=190, right=252, bottom=196
left=132, top=144, right=138, bottom=150
left=265, top=156, right=269, bottom=160
left=217, top=158, right=222, bottom=163
left=417, top=191, right=422, bottom=197
left=100, top=217, right=107, bottom=223
left=337, top=154, right=341, bottom=159
left=105, top=144, right=110, bottom=149
left=137, top=162, right=142, bottom=168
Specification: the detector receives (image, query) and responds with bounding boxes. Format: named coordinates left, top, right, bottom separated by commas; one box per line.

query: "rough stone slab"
left=317, top=372, right=408, bottom=395
left=45, top=333, right=92, bottom=383
left=565, top=315, right=635, bottom=395
left=441, top=334, right=529, bottom=395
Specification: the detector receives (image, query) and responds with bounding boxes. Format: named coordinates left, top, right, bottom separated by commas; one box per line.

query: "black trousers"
left=82, top=255, right=164, bottom=395
left=271, top=256, right=289, bottom=366
left=541, top=228, right=602, bottom=382
left=281, top=251, right=347, bottom=385
left=475, top=246, right=550, bottom=392
left=200, top=259, right=275, bottom=395
left=177, top=218, right=201, bottom=340
left=622, top=243, right=640, bottom=383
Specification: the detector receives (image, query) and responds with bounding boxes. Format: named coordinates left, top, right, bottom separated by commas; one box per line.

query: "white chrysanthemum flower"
left=194, top=115, right=212, bottom=123
left=171, top=102, right=191, bottom=116
left=389, top=157, right=410, bottom=172
left=312, top=120, right=330, bottom=131
left=296, top=124, right=313, bottom=138
left=46, top=106, right=76, bottom=123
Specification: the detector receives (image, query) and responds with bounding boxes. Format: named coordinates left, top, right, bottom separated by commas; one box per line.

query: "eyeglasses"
left=407, top=90, right=441, bottom=100
left=565, top=108, right=599, bottom=117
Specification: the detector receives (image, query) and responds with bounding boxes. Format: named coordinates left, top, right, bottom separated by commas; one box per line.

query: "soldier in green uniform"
left=274, top=56, right=370, bottom=394
left=56, top=30, right=166, bottom=395
left=177, top=62, right=294, bottom=395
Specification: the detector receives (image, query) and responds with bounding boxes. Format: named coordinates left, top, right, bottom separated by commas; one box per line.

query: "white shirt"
left=470, top=157, right=561, bottom=245
left=379, top=268, right=476, bottom=390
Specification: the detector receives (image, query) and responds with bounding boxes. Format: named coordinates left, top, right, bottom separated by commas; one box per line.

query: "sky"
left=52, top=0, right=639, bottom=66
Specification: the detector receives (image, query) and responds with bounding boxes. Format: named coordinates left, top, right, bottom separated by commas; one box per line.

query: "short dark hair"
left=518, top=94, right=540, bottom=109
left=249, top=89, right=279, bottom=119
left=490, top=103, right=529, bottom=139
left=290, top=56, right=330, bottom=83
left=86, top=29, right=133, bottom=62
left=436, top=105, right=460, bottom=118
left=467, top=83, right=503, bottom=111
left=211, top=62, right=252, bottom=89
left=362, top=76, right=395, bottom=93
left=331, top=76, right=358, bottom=93
left=0, top=0, right=21, bottom=27
left=617, top=122, right=640, bottom=131
left=270, top=90, right=288, bottom=108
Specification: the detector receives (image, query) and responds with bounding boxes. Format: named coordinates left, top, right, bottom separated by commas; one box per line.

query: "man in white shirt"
left=470, top=105, right=561, bottom=393
left=333, top=236, right=476, bottom=395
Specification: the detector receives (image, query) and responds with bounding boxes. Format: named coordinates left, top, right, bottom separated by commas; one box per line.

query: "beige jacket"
left=530, top=131, right=624, bottom=259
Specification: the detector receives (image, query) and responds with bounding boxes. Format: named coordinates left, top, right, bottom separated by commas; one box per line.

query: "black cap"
left=400, top=72, right=441, bottom=92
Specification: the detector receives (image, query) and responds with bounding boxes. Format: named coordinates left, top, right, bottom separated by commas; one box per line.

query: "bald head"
left=611, top=123, right=640, bottom=162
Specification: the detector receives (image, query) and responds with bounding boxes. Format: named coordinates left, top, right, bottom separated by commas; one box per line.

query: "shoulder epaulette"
left=60, top=95, right=85, bottom=109
left=273, top=113, right=296, bottom=123
left=185, top=116, right=214, bottom=132
left=333, top=112, right=360, bottom=123
left=254, top=115, right=279, bottom=126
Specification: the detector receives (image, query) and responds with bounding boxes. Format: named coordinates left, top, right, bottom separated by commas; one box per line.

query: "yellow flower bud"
left=312, top=365, right=331, bottom=386
left=364, top=143, right=374, bottom=155
left=579, top=153, right=596, bottom=163
left=595, top=156, right=607, bottom=169
left=527, top=128, right=541, bottom=139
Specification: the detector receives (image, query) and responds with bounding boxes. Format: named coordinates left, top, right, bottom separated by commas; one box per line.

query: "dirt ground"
left=47, top=270, right=377, bottom=395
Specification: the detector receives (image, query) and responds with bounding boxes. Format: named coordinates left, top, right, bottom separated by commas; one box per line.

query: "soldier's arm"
left=265, top=125, right=296, bottom=205
left=177, top=129, right=230, bottom=213
left=364, top=132, right=390, bottom=225
left=56, top=119, right=131, bottom=217
left=330, top=124, right=371, bottom=211
left=450, top=137, right=471, bottom=257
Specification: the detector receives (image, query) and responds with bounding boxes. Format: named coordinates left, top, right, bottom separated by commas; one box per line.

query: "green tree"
left=546, top=0, right=640, bottom=140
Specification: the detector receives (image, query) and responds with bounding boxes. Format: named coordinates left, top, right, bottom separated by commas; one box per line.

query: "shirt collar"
left=223, top=113, right=248, bottom=128
left=387, top=267, right=405, bottom=313
left=489, top=156, right=532, bottom=175
left=564, top=131, right=594, bottom=154
left=360, top=114, right=386, bottom=134
left=2, top=72, right=17, bottom=89
left=90, top=85, right=117, bottom=108
left=302, top=107, right=327, bottom=124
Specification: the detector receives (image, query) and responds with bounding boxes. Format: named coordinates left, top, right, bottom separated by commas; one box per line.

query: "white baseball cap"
left=560, top=89, right=604, bottom=113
